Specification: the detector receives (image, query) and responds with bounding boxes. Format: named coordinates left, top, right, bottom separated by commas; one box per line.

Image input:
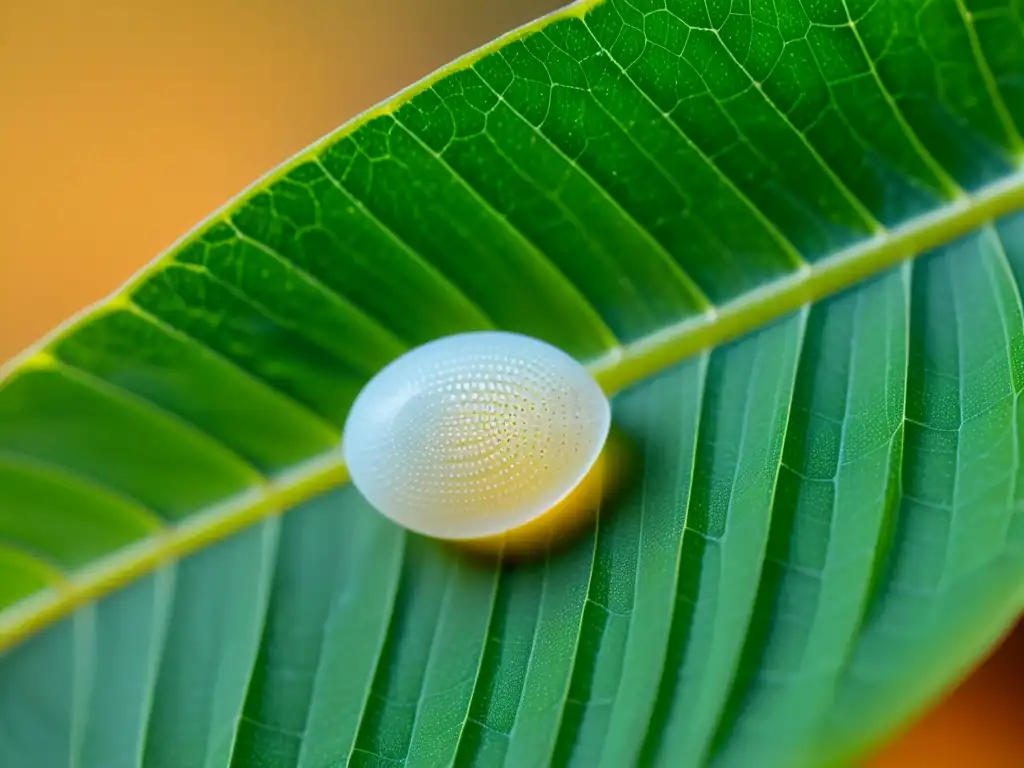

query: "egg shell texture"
left=343, top=331, right=611, bottom=539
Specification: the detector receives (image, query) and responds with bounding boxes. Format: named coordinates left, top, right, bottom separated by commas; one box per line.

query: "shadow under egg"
left=457, top=427, right=638, bottom=562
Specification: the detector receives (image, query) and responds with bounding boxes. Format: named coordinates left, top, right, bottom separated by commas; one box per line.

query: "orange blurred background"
left=0, top=1, right=1020, bottom=764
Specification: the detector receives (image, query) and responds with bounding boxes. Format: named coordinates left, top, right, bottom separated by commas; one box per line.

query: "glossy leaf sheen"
left=2, top=0, right=1024, bottom=766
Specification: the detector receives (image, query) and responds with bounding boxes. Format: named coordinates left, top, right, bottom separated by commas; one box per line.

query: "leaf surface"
left=2, top=1, right=1024, bottom=766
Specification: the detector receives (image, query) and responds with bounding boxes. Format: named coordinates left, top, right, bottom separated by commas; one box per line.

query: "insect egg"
left=342, top=331, right=612, bottom=542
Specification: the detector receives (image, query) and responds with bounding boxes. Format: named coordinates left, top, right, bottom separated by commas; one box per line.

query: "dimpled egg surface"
left=342, top=331, right=611, bottom=540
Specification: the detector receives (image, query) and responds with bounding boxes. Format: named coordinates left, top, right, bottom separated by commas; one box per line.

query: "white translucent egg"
left=342, top=331, right=611, bottom=540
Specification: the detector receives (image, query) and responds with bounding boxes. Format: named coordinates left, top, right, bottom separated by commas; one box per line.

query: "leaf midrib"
left=3, top=168, right=1024, bottom=654
left=592, top=169, right=1024, bottom=391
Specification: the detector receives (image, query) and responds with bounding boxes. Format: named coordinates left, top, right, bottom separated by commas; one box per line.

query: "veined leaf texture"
left=2, top=0, right=1024, bottom=765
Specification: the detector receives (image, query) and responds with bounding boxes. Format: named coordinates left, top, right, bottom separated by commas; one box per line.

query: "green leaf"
left=2, top=0, right=1024, bottom=765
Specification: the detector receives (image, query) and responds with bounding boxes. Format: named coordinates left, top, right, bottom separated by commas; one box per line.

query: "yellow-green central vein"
left=2, top=168, right=1023, bottom=654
